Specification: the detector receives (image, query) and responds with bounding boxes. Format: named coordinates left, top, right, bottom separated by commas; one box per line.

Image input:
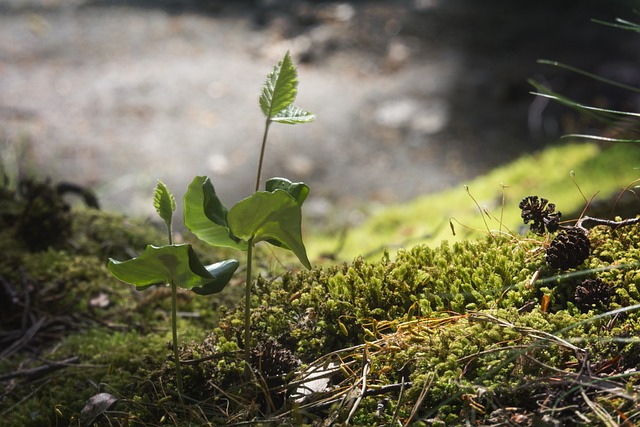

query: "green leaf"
left=259, top=51, right=299, bottom=119
left=153, top=180, right=176, bottom=226
left=191, top=259, right=240, bottom=295
left=108, top=244, right=239, bottom=295
left=271, top=104, right=316, bottom=124
left=265, top=177, right=309, bottom=205
left=184, top=176, right=247, bottom=250
left=228, top=190, right=311, bottom=269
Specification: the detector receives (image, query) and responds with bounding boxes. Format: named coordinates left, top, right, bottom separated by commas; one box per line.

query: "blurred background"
left=1, top=0, right=638, bottom=223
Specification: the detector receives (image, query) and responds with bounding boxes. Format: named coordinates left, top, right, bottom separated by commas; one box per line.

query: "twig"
left=574, top=215, right=640, bottom=231
left=0, top=379, right=50, bottom=416
left=404, top=373, right=433, bottom=427
left=345, top=346, right=371, bottom=425
left=0, top=356, right=80, bottom=382
left=581, top=389, right=619, bottom=427
left=0, top=316, right=46, bottom=359
left=389, top=376, right=407, bottom=427
left=288, top=360, right=354, bottom=392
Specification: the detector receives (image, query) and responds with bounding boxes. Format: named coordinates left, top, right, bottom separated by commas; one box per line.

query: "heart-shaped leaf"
left=265, top=177, right=309, bottom=205
left=191, top=259, right=240, bottom=295
left=228, top=190, right=311, bottom=269
left=184, top=176, right=247, bottom=250
left=108, top=244, right=239, bottom=295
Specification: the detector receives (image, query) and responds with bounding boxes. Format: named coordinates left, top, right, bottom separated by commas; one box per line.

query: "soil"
left=1, top=0, right=638, bottom=221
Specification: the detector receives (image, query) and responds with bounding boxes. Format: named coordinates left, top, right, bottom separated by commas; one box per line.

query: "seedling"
left=108, top=51, right=314, bottom=390
left=184, top=51, right=315, bottom=363
left=108, top=181, right=239, bottom=399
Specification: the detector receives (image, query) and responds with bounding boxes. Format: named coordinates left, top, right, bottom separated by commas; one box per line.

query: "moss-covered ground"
left=308, top=141, right=640, bottom=261
left=2, top=142, right=640, bottom=426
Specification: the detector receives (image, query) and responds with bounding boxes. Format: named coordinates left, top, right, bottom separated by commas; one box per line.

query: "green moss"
left=7, top=211, right=640, bottom=425
left=0, top=178, right=239, bottom=426
left=179, top=222, right=640, bottom=425
left=254, top=240, right=520, bottom=358
left=5, top=157, right=640, bottom=425
left=309, top=142, right=640, bottom=261
left=70, top=207, right=164, bottom=260
left=1, top=328, right=170, bottom=427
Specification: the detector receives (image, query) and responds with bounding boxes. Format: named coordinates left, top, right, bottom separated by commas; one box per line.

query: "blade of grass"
left=563, top=134, right=640, bottom=143
left=581, top=389, right=619, bottom=427
left=592, top=17, right=640, bottom=32
left=537, top=59, right=640, bottom=94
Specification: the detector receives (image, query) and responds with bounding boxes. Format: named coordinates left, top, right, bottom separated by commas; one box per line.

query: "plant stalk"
left=244, top=238, right=254, bottom=366
left=167, top=222, right=173, bottom=245
left=244, top=117, right=270, bottom=367
left=255, top=119, right=272, bottom=192
left=166, top=215, right=183, bottom=402
left=170, top=280, right=185, bottom=404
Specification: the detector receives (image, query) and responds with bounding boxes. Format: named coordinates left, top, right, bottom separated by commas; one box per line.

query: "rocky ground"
left=1, top=0, right=638, bottom=223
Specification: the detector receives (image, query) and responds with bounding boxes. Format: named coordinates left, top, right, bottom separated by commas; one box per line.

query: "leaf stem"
left=244, top=237, right=254, bottom=366
left=170, top=280, right=184, bottom=404
left=255, top=119, right=272, bottom=192
left=245, top=118, right=269, bottom=367
left=165, top=209, right=182, bottom=402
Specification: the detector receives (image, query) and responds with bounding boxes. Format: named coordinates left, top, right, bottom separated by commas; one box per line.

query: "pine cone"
left=546, top=227, right=590, bottom=270
left=574, top=278, right=613, bottom=312
left=250, top=339, right=300, bottom=380
left=519, top=195, right=562, bottom=235
left=250, top=339, right=301, bottom=408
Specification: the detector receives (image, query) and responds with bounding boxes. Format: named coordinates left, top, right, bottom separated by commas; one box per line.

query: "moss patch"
left=309, top=142, right=640, bottom=261
left=0, top=179, right=238, bottom=427
left=3, top=158, right=640, bottom=426
left=142, top=224, right=640, bottom=425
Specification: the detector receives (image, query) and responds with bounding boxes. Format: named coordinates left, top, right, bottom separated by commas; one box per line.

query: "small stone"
left=80, top=392, right=117, bottom=426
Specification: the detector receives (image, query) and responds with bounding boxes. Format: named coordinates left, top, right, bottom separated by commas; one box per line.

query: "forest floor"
left=2, top=3, right=640, bottom=425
